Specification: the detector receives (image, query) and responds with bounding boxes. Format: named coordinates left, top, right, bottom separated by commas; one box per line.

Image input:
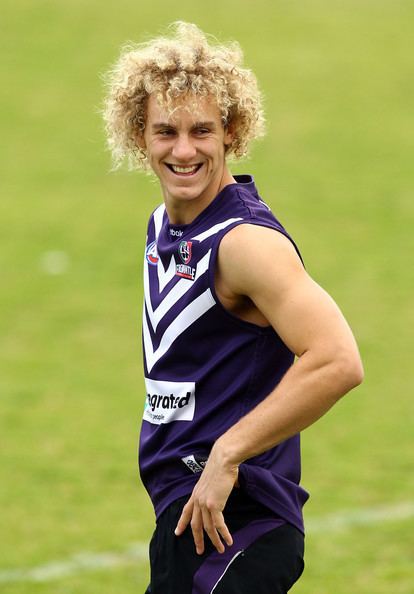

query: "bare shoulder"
left=217, top=224, right=362, bottom=369
left=217, top=223, right=305, bottom=297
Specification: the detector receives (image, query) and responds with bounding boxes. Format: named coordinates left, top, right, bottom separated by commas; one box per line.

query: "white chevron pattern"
left=153, top=204, right=166, bottom=237
left=145, top=249, right=212, bottom=332
left=191, top=217, right=242, bottom=242
left=143, top=288, right=215, bottom=372
left=157, top=254, right=176, bottom=291
left=143, top=211, right=243, bottom=373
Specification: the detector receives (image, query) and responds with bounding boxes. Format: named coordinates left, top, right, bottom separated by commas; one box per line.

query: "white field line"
left=305, top=500, right=414, bottom=533
left=0, top=543, right=148, bottom=584
left=1, top=501, right=413, bottom=584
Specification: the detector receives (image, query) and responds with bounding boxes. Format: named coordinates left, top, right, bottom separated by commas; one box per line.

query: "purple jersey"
left=139, top=175, right=309, bottom=533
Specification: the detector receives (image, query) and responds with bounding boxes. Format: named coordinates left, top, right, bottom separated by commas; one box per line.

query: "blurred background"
left=1, top=1, right=413, bottom=592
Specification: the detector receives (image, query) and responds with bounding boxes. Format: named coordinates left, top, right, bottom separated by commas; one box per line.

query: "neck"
left=164, top=167, right=236, bottom=225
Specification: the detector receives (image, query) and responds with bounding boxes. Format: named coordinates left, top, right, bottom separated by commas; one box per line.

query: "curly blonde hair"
left=102, top=22, right=265, bottom=170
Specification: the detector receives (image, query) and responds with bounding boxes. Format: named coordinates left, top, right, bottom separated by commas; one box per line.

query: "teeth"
left=171, top=164, right=199, bottom=174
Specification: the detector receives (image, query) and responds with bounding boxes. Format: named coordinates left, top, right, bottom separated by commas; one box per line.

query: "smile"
left=166, top=163, right=203, bottom=176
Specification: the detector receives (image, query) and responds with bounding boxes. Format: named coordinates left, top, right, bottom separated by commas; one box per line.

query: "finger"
left=201, top=506, right=225, bottom=554
left=190, top=504, right=205, bottom=555
left=174, top=499, right=193, bottom=536
left=212, top=510, right=233, bottom=548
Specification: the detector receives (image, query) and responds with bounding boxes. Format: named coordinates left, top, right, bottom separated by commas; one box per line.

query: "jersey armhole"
left=207, top=221, right=304, bottom=332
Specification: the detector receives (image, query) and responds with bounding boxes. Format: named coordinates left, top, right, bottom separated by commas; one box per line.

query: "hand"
left=174, top=445, right=239, bottom=555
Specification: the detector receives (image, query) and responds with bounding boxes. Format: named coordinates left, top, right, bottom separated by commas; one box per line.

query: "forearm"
left=214, top=350, right=363, bottom=467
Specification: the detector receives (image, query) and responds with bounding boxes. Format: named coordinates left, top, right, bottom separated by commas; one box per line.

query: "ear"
left=223, top=123, right=234, bottom=147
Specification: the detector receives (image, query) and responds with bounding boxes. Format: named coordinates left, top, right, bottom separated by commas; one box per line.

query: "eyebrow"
left=192, top=121, right=216, bottom=128
left=151, top=122, right=174, bottom=130
left=150, top=121, right=217, bottom=131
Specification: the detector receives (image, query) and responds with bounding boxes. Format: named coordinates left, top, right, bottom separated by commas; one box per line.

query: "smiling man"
left=138, top=94, right=234, bottom=224
left=103, top=22, right=363, bottom=594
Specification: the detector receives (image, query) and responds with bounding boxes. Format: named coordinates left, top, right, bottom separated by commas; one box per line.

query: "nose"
left=171, top=133, right=197, bottom=162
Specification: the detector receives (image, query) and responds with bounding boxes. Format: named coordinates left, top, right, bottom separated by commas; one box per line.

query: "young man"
left=103, top=22, right=363, bottom=593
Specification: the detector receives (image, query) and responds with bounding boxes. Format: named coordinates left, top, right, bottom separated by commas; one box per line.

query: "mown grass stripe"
left=1, top=502, right=413, bottom=583
left=306, top=501, right=414, bottom=533
left=0, top=543, right=148, bottom=584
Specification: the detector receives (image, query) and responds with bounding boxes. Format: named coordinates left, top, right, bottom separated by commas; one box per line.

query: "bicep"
left=256, top=272, right=355, bottom=360
left=219, top=225, right=359, bottom=360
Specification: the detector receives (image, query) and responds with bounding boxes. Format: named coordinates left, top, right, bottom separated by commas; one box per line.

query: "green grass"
left=1, top=1, right=413, bottom=592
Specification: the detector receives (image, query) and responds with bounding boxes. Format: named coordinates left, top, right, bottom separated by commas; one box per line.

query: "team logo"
left=176, top=241, right=196, bottom=280
left=179, top=241, right=192, bottom=264
left=145, top=241, right=158, bottom=266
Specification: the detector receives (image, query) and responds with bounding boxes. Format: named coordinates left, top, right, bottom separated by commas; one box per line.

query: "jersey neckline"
left=165, top=174, right=256, bottom=242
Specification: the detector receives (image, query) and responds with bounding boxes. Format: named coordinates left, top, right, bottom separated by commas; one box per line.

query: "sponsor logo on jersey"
left=145, top=241, right=158, bottom=266
left=143, top=378, right=195, bottom=424
left=169, top=228, right=183, bottom=237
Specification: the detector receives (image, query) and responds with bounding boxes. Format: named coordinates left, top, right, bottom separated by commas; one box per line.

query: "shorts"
left=145, top=488, right=304, bottom=594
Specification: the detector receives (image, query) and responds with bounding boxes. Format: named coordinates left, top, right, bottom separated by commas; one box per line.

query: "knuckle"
left=205, top=499, right=217, bottom=512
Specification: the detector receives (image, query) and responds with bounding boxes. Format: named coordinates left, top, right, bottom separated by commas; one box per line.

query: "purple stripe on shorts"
left=191, top=517, right=285, bottom=594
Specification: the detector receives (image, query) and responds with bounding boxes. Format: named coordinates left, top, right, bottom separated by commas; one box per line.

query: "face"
left=138, top=94, right=233, bottom=220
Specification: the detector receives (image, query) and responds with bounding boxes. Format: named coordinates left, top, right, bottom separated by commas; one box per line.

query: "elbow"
left=346, top=358, right=364, bottom=390
left=331, top=352, right=364, bottom=398
left=336, top=351, right=364, bottom=394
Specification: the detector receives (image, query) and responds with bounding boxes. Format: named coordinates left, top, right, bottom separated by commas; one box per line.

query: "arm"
left=175, top=224, right=364, bottom=554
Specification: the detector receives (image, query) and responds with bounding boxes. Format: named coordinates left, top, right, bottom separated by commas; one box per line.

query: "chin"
left=170, top=188, right=202, bottom=201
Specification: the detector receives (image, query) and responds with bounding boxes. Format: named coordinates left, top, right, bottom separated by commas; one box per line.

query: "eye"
left=158, top=128, right=175, bottom=137
left=193, top=127, right=210, bottom=136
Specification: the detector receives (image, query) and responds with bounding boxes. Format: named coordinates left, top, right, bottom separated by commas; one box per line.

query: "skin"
left=137, top=94, right=235, bottom=225
left=138, top=92, right=364, bottom=556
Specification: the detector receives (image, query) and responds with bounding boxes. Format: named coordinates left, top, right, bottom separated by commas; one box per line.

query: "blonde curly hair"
left=102, top=22, right=265, bottom=170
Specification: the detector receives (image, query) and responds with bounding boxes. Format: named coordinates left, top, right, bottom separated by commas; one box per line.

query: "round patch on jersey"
left=179, top=240, right=192, bottom=265
left=146, top=241, right=159, bottom=266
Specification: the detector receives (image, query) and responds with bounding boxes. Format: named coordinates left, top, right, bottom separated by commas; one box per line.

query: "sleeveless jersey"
left=139, top=175, right=309, bottom=533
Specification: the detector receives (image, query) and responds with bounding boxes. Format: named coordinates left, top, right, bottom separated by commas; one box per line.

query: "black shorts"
left=145, top=489, right=304, bottom=594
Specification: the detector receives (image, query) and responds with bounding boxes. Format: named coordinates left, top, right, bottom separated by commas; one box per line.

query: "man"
left=103, top=22, right=363, bottom=593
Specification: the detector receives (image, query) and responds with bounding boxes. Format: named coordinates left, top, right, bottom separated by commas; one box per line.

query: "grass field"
left=1, top=1, right=413, bottom=592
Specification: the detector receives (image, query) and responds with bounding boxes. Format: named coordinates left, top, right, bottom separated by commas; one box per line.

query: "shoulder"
left=219, top=223, right=297, bottom=254
left=217, top=223, right=305, bottom=297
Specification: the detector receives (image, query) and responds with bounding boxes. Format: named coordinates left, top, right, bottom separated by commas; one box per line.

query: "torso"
left=140, top=175, right=308, bottom=531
